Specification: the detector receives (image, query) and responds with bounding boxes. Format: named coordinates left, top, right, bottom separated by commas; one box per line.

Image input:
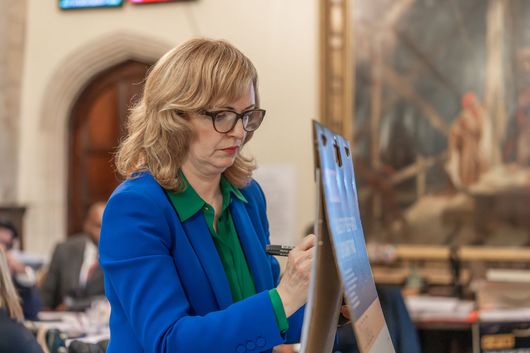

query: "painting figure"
left=446, top=92, right=490, bottom=188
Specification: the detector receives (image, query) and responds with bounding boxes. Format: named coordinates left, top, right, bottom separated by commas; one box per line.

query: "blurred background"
left=2, top=1, right=530, bottom=352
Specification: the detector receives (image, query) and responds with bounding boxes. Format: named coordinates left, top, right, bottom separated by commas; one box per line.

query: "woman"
left=0, top=220, right=41, bottom=320
left=99, top=38, right=315, bottom=353
left=0, top=247, right=44, bottom=353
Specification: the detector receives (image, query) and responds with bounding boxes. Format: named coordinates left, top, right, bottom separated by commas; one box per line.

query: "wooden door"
left=68, top=60, right=151, bottom=235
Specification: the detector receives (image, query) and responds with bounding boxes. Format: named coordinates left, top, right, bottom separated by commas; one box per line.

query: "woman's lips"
left=221, top=146, right=238, bottom=154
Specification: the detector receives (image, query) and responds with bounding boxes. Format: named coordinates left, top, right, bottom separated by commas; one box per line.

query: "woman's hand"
left=276, top=234, right=316, bottom=317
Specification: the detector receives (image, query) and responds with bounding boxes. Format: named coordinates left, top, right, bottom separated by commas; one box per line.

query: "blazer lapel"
left=69, top=240, right=85, bottom=288
left=181, top=213, right=233, bottom=309
left=230, top=200, right=274, bottom=293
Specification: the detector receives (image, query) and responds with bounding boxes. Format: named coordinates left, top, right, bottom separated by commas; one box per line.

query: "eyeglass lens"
left=214, top=110, right=264, bottom=132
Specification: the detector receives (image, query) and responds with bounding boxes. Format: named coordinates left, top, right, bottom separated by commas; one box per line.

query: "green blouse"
left=167, top=174, right=288, bottom=333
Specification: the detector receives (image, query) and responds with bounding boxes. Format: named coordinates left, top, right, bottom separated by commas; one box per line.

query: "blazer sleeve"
left=99, top=189, right=287, bottom=353
left=40, top=243, right=64, bottom=309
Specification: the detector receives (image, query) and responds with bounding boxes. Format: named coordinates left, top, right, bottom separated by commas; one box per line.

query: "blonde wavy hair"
left=0, top=248, right=23, bottom=321
left=115, top=38, right=259, bottom=190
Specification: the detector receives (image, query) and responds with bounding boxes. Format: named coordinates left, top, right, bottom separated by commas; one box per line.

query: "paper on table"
left=480, top=308, right=530, bottom=322
left=405, top=296, right=475, bottom=321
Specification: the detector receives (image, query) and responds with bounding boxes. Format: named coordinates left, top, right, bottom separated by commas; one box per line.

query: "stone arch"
left=41, top=31, right=171, bottom=130
left=38, top=32, right=172, bottom=243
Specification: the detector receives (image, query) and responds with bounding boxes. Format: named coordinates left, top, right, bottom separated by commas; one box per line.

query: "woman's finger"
left=297, top=234, right=316, bottom=251
left=341, top=305, right=351, bottom=320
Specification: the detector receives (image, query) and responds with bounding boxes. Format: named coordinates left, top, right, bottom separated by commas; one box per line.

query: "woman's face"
left=185, top=84, right=255, bottom=176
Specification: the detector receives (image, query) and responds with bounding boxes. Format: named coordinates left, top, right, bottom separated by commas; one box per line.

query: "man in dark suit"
left=41, top=202, right=106, bottom=311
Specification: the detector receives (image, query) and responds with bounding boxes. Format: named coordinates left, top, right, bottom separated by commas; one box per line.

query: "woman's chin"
left=211, top=161, right=236, bottom=174
left=219, top=155, right=238, bottom=166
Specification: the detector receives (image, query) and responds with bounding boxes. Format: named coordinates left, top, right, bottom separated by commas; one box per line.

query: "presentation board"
left=300, top=121, right=396, bottom=353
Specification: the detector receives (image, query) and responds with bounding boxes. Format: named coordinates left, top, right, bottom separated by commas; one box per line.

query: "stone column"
left=0, top=0, right=27, bottom=203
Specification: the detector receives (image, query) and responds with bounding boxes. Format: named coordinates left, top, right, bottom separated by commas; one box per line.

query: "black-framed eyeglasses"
left=200, top=108, right=266, bottom=133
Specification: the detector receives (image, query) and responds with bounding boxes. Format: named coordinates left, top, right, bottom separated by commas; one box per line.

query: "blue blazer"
left=99, top=172, right=304, bottom=353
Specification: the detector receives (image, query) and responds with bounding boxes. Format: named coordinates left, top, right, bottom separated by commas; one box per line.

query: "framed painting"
left=325, top=0, right=530, bottom=247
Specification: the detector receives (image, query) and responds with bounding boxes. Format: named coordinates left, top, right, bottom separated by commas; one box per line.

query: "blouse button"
left=246, top=341, right=255, bottom=350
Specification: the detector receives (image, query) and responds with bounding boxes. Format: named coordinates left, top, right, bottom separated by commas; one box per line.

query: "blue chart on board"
left=314, top=121, right=395, bottom=353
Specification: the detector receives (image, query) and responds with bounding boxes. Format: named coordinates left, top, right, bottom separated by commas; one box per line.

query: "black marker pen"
left=265, top=244, right=295, bottom=257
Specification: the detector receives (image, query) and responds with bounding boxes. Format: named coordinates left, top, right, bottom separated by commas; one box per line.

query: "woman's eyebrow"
left=216, top=104, right=256, bottom=111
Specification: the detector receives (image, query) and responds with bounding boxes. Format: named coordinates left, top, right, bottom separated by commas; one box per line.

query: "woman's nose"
left=229, top=118, right=246, bottom=139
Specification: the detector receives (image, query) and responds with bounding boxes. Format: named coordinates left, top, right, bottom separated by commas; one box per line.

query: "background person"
left=99, top=38, right=315, bottom=353
left=41, top=202, right=106, bottom=311
left=0, top=247, right=44, bottom=353
left=0, top=219, right=41, bottom=320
